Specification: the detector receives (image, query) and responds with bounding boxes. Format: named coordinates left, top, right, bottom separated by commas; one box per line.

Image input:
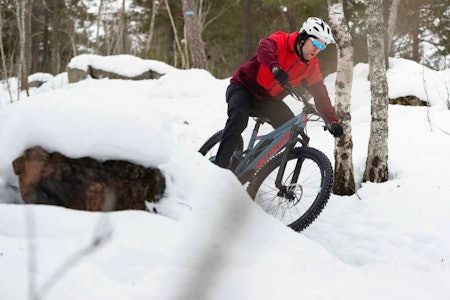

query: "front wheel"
left=247, top=147, right=333, bottom=232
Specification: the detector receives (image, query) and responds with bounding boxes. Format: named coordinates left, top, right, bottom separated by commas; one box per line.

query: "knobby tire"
left=247, top=146, right=333, bottom=232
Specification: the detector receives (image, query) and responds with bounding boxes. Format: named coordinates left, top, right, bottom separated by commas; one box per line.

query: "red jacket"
left=230, top=31, right=337, bottom=123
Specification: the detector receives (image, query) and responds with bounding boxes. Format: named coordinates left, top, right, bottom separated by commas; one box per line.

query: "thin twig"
left=36, top=218, right=112, bottom=299
left=25, top=206, right=37, bottom=300
left=444, top=77, right=450, bottom=110
left=422, top=65, right=433, bottom=131
left=436, top=126, right=450, bottom=136
left=34, top=189, right=116, bottom=299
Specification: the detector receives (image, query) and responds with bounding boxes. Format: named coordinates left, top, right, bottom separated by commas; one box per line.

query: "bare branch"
left=422, top=65, right=433, bottom=131
left=164, top=0, right=188, bottom=68
left=33, top=189, right=116, bottom=299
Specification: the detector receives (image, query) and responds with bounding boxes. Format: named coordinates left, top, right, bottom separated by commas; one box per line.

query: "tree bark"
left=181, top=0, right=208, bottom=69
left=50, top=0, right=61, bottom=74
left=116, top=0, right=128, bottom=54
left=363, top=0, right=389, bottom=183
left=164, top=0, right=188, bottom=69
left=327, top=0, right=356, bottom=195
left=410, top=7, right=420, bottom=62
left=0, top=7, right=13, bottom=102
left=16, top=0, right=33, bottom=97
left=386, top=0, right=401, bottom=60
left=242, top=0, right=253, bottom=60
left=145, top=0, right=161, bottom=53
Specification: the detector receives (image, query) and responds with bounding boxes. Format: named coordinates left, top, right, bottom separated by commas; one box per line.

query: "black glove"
left=272, top=67, right=289, bottom=85
left=329, top=122, right=344, bottom=137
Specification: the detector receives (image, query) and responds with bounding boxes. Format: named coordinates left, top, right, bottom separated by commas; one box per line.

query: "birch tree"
left=327, top=0, right=355, bottom=195
left=363, top=0, right=389, bottom=183
left=181, top=0, right=208, bottom=69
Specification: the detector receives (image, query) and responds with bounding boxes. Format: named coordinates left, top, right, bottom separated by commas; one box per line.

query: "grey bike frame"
left=233, top=109, right=310, bottom=183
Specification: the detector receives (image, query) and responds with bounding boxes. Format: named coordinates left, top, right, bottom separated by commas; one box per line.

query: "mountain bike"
left=198, top=85, right=334, bottom=232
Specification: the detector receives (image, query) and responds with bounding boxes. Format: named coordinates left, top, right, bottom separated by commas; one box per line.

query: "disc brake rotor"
left=277, top=183, right=303, bottom=208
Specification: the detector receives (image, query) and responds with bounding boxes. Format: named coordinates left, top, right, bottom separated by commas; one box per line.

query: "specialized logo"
left=256, top=131, right=291, bottom=170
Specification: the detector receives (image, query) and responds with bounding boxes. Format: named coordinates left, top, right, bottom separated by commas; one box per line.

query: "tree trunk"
left=41, top=9, right=50, bottom=73
left=145, top=0, right=161, bottom=53
left=30, top=0, right=39, bottom=74
left=363, top=0, right=389, bottom=183
left=96, top=0, right=104, bottom=52
left=164, top=0, right=187, bottom=68
left=16, top=0, right=33, bottom=97
left=0, top=7, right=13, bottom=102
left=410, top=7, right=420, bottom=62
left=327, top=0, right=356, bottom=195
left=181, top=0, right=208, bottom=69
left=50, top=0, right=61, bottom=74
left=386, top=0, right=401, bottom=60
left=242, top=0, right=253, bottom=60
left=116, top=0, right=128, bottom=54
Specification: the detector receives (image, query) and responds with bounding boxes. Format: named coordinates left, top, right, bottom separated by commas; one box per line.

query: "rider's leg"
left=253, top=100, right=295, bottom=128
left=215, top=84, right=252, bottom=169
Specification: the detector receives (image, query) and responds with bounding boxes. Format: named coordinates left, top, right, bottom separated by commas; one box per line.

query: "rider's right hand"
left=272, top=67, right=289, bottom=85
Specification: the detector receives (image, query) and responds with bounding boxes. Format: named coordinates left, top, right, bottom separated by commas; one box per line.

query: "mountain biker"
left=215, top=17, right=344, bottom=169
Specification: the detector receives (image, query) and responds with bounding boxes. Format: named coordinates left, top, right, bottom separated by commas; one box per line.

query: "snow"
left=68, top=54, right=177, bottom=77
left=0, top=55, right=450, bottom=300
left=28, top=72, right=54, bottom=83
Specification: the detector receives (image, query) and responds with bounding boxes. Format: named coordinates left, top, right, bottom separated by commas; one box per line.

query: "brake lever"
left=303, top=103, right=316, bottom=114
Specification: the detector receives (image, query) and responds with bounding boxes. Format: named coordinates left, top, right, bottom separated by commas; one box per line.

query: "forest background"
left=1, top=0, right=449, bottom=84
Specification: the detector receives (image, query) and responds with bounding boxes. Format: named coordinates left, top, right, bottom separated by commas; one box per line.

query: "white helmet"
left=300, top=17, right=335, bottom=44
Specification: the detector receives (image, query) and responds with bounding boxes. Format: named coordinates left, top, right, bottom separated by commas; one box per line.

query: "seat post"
left=247, top=118, right=265, bottom=150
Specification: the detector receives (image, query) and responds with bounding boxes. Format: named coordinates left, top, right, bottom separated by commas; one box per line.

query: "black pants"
left=215, top=83, right=295, bottom=168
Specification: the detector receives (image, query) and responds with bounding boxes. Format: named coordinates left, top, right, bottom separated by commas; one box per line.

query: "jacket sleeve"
left=307, top=81, right=338, bottom=123
left=256, top=38, right=280, bottom=71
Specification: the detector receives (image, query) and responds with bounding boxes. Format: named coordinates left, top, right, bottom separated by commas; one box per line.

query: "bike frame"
left=233, top=108, right=312, bottom=184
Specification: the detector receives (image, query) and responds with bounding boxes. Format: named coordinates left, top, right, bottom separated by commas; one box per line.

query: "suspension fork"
left=274, top=126, right=309, bottom=189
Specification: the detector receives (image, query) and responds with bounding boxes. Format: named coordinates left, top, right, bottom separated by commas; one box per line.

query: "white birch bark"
left=327, top=0, right=356, bottom=195
left=364, top=0, right=389, bottom=183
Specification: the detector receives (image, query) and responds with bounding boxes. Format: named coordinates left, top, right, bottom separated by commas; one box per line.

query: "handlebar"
left=283, top=84, right=333, bottom=132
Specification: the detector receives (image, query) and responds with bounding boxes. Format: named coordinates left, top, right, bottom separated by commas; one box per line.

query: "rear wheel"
left=247, top=147, right=333, bottom=232
left=198, top=130, right=244, bottom=164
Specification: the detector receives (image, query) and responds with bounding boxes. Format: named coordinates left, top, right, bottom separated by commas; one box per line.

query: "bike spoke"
left=252, top=154, right=326, bottom=227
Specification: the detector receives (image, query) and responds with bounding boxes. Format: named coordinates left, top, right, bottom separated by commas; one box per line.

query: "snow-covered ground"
left=0, top=55, right=449, bottom=299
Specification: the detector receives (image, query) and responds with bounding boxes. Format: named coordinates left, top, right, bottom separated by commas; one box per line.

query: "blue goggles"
left=310, top=37, right=327, bottom=51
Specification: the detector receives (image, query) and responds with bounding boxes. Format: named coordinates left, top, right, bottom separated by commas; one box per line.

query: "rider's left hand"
left=329, top=122, right=343, bottom=137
